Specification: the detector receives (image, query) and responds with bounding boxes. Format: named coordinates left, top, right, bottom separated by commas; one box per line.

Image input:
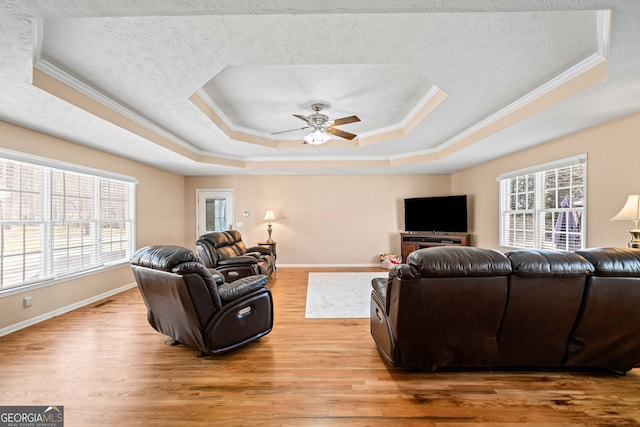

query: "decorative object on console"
left=379, top=253, right=402, bottom=269
left=263, top=210, right=276, bottom=243
left=610, top=194, right=640, bottom=248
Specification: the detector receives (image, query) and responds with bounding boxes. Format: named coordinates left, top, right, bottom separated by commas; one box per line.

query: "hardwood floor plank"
left=1, top=267, right=640, bottom=426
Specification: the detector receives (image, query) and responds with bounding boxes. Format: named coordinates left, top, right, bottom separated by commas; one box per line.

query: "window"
left=499, top=155, right=586, bottom=251
left=0, top=155, right=136, bottom=293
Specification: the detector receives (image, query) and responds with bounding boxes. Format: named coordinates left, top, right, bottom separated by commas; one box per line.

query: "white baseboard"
left=0, top=282, right=137, bottom=337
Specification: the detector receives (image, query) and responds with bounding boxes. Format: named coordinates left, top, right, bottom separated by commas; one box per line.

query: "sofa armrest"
left=217, top=256, right=259, bottom=266
left=247, top=246, right=272, bottom=256
left=218, top=275, right=270, bottom=302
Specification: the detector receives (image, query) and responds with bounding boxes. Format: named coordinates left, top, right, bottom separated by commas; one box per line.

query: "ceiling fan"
left=271, top=103, right=361, bottom=145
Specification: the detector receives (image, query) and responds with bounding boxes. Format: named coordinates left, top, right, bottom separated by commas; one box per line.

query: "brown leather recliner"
left=371, top=246, right=640, bottom=373
left=196, top=230, right=274, bottom=282
left=131, top=245, right=273, bottom=355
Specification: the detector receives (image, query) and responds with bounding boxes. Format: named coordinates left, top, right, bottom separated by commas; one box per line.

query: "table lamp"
left=611, top=195, right=640, bottom=248
left=263, top=210, right=276, bottom=243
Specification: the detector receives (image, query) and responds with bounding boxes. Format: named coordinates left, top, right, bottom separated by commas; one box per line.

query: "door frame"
left=196, top=189, right=234, bottom=237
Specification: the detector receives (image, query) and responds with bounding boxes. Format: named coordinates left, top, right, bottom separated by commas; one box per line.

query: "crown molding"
left=392, top=10, right=611, bottom=162
left=30, top=11, right=611, bottom=171
left=32, top=19, right=242, bottom=161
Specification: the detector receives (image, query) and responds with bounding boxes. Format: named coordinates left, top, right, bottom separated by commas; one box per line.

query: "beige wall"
left=0, top=121, right=186, bottom=331
left=185, top=174, right=452, bottom=265
left=3, top=110, right=638, bottom=331
left=452, top=112, right=640, bottom=249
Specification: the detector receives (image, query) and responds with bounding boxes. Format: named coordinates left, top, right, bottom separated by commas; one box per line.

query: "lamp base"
left=266, top=223, right=273, bottom=244
left=627, top=229, right=640, bottom=248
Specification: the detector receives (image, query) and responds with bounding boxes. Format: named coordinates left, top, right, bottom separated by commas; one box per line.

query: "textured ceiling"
left=1, top=1, right=639, bottom=176
left=201, top=64, right=432, bottom=138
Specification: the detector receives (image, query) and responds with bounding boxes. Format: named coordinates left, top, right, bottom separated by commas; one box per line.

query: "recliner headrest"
left=226, top=229, right=243, bottom=243
left=408, top=246, right=512, bottom=277
left=576, top=247, right=640, bottom=276
left=506, top=249, right=594, bottom=277
left=197, top=231, right=234, bottom=248
left=131, top=245, right=201, bottom=271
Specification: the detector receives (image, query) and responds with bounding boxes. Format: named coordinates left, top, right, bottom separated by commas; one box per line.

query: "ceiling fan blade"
left=327, top=127, right=357, bottom=140
left=331, top=115, right=360, bottom=126
left=271, top=125, right=311, bottom=135
left=293, top=114, right=312, bottom=124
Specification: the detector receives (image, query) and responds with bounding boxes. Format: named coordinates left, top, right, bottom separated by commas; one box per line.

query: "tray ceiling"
left=1, top=1, right=638, bottom=175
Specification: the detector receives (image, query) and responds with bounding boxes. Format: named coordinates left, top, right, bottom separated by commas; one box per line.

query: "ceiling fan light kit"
left=272, top=103, right=361, bottom=145
left=304, top=129, right=331, bottom=145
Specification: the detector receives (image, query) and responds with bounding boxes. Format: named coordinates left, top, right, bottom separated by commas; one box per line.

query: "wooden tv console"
left=401, top=232, right=471, bottom=261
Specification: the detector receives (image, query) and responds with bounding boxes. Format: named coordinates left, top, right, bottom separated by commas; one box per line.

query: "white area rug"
left=305, top=272, right=388, bottom=319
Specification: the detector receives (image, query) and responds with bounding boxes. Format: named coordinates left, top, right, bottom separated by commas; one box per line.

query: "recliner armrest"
left=218, top=275, right=270, bottom=302
left=244, top=251, right=263, bottom=258
left=247, top=246, right=272, bottom=256
left=217, top=256, right=259, bottom=266
left=371, top=277, right=389, bottom=313
left=207, top=268, right=225, bottom=285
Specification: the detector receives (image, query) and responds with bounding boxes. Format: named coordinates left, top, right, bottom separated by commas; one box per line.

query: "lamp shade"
left=611, top=195, right=640, bottom=248
left=263, top=210, right=276, bottom=222
left=611, top=195, right=640, bottom=222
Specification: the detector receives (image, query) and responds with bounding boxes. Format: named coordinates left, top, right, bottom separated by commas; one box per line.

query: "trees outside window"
left=0, top=157, right=135, bottom=292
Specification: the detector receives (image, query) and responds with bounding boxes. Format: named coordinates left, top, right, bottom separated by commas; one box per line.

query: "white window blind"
left=499, top=155, right=586, bottom=251
left=0, top=157, right=136, bottom=293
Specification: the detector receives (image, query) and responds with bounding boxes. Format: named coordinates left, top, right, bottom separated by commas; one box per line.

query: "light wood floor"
left=2, top=267, right=640, bottom=426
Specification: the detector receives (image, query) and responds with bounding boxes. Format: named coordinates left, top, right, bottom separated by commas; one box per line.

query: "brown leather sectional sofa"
left=196, top=230, right=275, bottom=282
left=370, top=246, right=640, bottom=373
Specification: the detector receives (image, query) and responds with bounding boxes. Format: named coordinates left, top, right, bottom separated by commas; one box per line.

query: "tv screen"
left=404, top=195, right=468, bottom=233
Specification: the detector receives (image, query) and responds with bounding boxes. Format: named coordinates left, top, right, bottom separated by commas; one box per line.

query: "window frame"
left=0, top=149, right=137, bottom=297
left=498, top=154, right=587, bottom=252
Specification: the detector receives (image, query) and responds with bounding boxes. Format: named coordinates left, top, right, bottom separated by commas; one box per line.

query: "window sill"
left=0, top=261, right=130, bottom=298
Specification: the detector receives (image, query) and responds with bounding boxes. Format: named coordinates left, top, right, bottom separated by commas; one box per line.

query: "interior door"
left=196, top=189, right=234, bottom=236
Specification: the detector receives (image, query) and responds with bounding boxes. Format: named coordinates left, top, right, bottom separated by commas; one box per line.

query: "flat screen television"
left=404, top=195, right=468, bottom=233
